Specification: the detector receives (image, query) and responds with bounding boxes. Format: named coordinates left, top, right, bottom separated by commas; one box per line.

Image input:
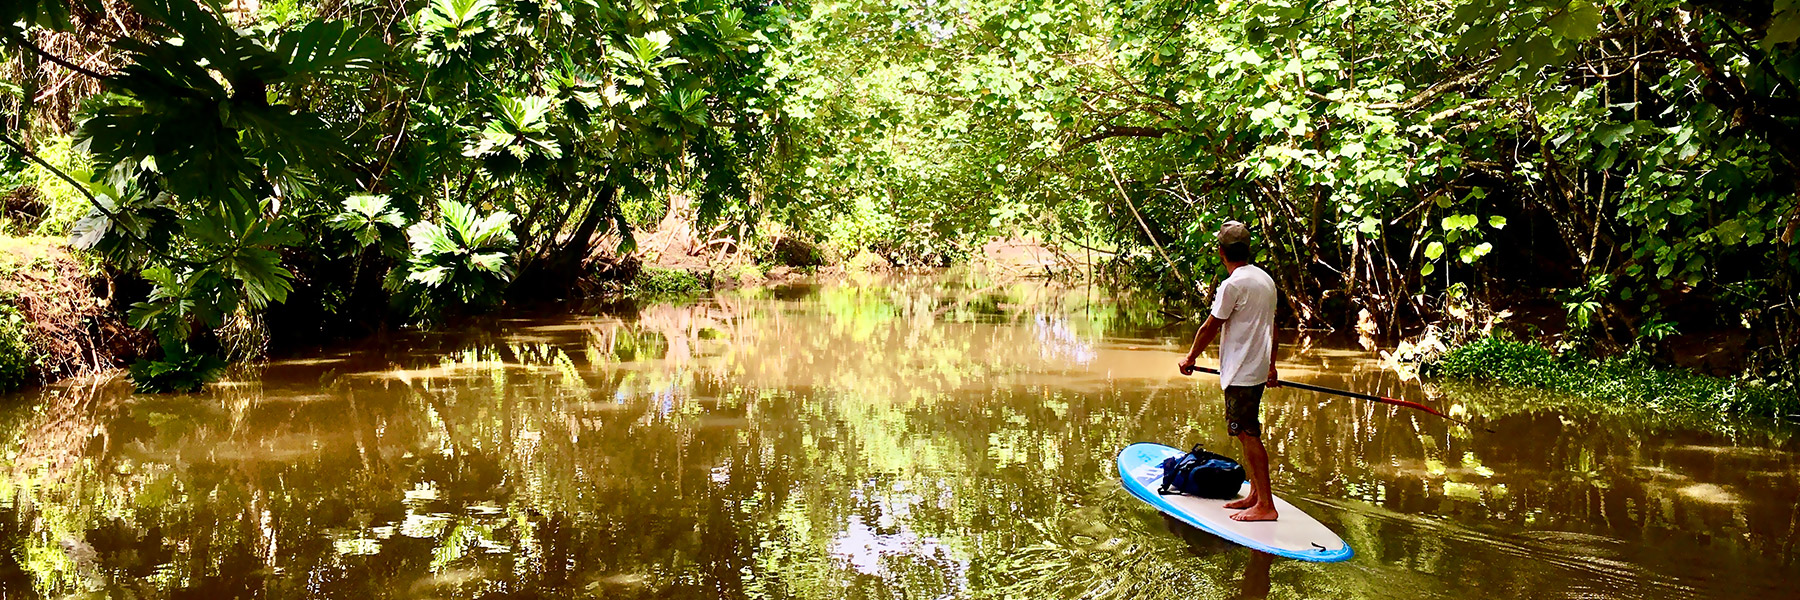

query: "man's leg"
left=1231, top=432, right=1278, bottom=521
left=1221, top=384, right=1277, bottom=521
left=1222, top=385, right=1265, bottom=511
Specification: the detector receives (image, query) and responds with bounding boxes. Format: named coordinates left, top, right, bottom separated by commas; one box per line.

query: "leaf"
left=408, top=221, right=456, bottom=255
left=409, top=265, right=451, bottom=286
left=1768, top=2, right=1800, bottom=47
left=1548, top=0, right=1603, bottom=41
left=70, top=212, right=113, bottom=250
left=1488, top=215, right=1507, bottom=229
left=1425, top=241, right=1446, bottom=260
left=345, top=194, right=392, bottom=217
left=231, top=247, right=295, bottom=309
left=271, top=20, right=388, bottom=81
left=1518, top=34, right=1559, bottom=71
left=1714, top=219, right=1746, bottom=245
left=1441, top=214, right=1478, bottom=231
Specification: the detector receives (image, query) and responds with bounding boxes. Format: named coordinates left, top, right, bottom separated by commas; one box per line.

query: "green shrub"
left=129, top=345, right=227, bottom=394
left=0, top=305, right=38, bottom=392
left=1427, top=336, right=1797, bottom=421
left=729, top=262, right=765, bottom=283
left=1427, top=336, right=1561, bottom=385
left=387, top=199, right=518, bottom=317
left=632, top=267, right=707, bottom=296
left=19, top=136, right=92, bottom=237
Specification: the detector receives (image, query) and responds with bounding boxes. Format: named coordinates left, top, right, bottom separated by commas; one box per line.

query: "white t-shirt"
left=1210, top=265, right=1277, bottom=388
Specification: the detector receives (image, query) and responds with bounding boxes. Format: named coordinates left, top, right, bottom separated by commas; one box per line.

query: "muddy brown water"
left=0, top=276, right=1795, bottom=599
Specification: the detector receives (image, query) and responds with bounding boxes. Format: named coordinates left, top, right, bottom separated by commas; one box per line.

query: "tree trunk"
left=555, top=183, right=620, bottom=269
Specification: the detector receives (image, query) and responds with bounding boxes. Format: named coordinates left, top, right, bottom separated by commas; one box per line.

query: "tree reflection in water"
left=0, top=274, right=1794, bottom=599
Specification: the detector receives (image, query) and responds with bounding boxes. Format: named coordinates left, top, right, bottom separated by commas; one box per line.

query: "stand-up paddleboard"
left=1118, top=442, right=1352, bottom=562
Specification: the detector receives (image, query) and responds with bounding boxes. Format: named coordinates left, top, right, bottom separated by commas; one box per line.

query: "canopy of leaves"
left=761, top=0, right=1799, bottom=366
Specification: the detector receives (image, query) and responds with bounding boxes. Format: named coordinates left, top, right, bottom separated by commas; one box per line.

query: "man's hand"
left=1267, top=364, right=1281, bottom=387
left=1178, top=355, right=1196, bottom=375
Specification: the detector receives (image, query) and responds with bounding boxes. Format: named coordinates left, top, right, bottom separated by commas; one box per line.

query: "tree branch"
left=1367, top=70, right=1486, bottom=111
left=3, top=30, right=109, bottom=80
left=0, top=132, right=112, bottom=219
left=1067, top=125, right=1173, bottom=152
left=1, top=132, right=198, bottom=267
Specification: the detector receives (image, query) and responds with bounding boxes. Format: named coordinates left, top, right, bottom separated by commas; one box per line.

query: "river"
left=0, top=275, right=1794, bottom=598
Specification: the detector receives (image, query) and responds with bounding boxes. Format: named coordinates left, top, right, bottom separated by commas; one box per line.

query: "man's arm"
left=1178, top=316, right=1225, bottom=373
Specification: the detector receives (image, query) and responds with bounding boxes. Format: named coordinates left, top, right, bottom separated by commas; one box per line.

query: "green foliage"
left=1429, top=336, right=1797, bottom=419
left=127, top=342, right=226, bottom=393
left=3, top=0, right=785, bottom=389
left=6, top=0, right=1797, bottom=391
left=393, top=199, right=518, bottom=313
left=1636, top=313, right=1678, bottom=344
left=0, top=305, right=35, bottom=392
left=327, top=194, right=405, bottom=253
left=846, top=250, right=890, bottom=273
left=763, top=0, right=1799, bottom=377
left=632, top=267, right=707, bottom=297
left=1559, top=274, right=1611, bottom=333
left=13, top=136, right=90, bottom=237
left=464, top=95, right=561, bottom=177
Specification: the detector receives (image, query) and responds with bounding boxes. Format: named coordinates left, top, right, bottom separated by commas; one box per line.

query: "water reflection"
left=0, top=274, right=1795, bottom=599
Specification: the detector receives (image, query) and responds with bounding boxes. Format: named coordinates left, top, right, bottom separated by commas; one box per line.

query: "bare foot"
left=1231, top=506, right=1278, bottom=522
left=1223, top=495, right=1258, bottom=510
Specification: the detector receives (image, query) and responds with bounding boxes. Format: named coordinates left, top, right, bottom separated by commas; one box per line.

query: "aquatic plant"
left=1428, top=336, right=1797, bottom=420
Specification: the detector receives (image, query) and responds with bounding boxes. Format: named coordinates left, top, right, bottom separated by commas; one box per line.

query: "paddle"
left=1180, top=365, right=1492, bottom=432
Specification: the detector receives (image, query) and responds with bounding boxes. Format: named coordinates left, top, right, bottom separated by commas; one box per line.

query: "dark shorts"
left=1224, top=384, right=1265, bottom=437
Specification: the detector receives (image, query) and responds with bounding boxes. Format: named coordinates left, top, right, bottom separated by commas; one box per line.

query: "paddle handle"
left=1180, top=364, right=1484, bottom=430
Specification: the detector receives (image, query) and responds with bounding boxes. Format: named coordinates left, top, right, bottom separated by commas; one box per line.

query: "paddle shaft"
left=1182, top=365, right=1480, bottom=429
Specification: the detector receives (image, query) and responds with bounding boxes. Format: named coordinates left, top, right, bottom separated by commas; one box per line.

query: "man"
left=1177, top=220, right=1281, bottom=522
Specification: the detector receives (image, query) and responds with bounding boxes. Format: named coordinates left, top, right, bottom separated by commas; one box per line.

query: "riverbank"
left=1424, top=336, right=1798, bottom=423
left=0, top=236, right=140, bottom=392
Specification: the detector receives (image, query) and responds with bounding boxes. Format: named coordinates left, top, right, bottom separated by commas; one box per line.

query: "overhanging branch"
left=1067, top=125, right=1174, bottom=152
left=3, top=30, right=109, bottom=80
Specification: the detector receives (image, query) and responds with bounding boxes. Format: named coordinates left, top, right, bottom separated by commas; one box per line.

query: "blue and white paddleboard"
left=1118, top=442, right=1353, bottom=562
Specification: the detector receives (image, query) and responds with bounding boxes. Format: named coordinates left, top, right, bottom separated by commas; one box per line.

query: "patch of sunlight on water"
left=0, top=274, right=1795, bottom=599
left=1674, top=483, right=1742, bottom=505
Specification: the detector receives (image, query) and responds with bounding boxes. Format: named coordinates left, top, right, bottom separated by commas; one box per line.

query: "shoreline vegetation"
left=1, top=0, right=1796, bottom=416
left=4, top=233, right=1792, bottom=434
left=1422, top=335, right=1798, bottom=428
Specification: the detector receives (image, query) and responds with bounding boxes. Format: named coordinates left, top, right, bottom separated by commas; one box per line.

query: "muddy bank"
left=0, top=237, right=140, bottom=390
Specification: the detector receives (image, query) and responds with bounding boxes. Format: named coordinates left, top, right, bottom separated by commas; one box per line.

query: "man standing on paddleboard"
left=1177, top=220, right=1282, bottom=522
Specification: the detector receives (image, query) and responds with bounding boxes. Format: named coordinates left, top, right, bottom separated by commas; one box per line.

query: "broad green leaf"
left=1548, top=0, right=1603, bottom=41
left=1768, top=2, right=1800, bottom=47
left=1715, top=220, right=1745, bottom=245
left=271, top=20, right=387, bottom=80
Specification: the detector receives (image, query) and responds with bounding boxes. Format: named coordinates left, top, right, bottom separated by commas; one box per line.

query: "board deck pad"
left=1118, top=442, right=1353, bottom=562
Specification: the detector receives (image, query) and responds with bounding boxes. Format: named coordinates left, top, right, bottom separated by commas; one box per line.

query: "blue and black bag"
left=1158, top=444, right=1246, bottom=499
